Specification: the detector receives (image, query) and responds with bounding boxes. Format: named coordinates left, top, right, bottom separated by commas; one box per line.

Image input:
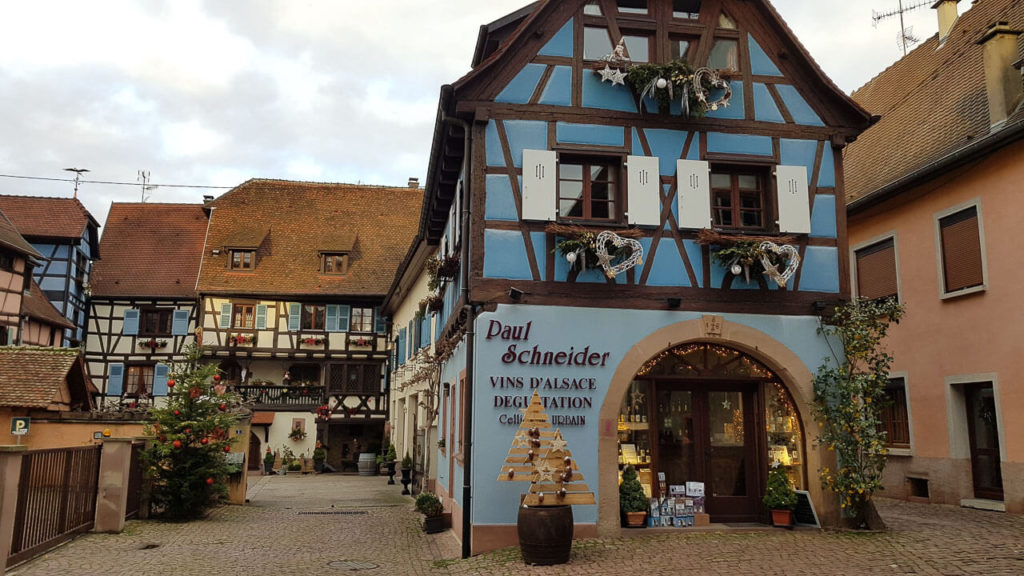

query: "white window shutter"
left=521, top=149, right=557, bottom=221
left=676, top=160, right=712, bottom=229
left=626, top=155, right=661, bottom=226
left=775, top=165, right=811, bottom=234
left=219, top=303, right=232, bottom=329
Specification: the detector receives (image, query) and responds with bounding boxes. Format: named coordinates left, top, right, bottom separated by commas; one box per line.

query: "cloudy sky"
left=0, top=0, right=963, bottom=227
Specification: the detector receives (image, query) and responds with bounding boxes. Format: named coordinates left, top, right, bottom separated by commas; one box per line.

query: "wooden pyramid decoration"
left=497, top=390, right=596, bottom=506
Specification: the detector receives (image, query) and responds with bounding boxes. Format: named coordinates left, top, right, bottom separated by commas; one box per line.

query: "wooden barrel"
left=517, top=505, right=573, bottom=565
left=357, top=453, right=377, bottom=476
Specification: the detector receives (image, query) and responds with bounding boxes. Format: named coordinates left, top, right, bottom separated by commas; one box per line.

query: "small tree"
left=143, top=344, right=242, bottom=520
left=813, top=298, right=904, bottom=529
left=618, top=465, right=648, bottom=514
left=762, top=463, right=797, bottom=511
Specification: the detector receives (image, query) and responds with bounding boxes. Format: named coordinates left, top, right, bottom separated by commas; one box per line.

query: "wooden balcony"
left=231, top=385, right=325, bottom=410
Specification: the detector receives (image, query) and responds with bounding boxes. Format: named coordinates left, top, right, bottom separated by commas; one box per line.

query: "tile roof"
left=0, top=209, right=42, bottom=258
left=22, top=280, right=74, bottom=329
left=91, top=203, right=210, bottom=298
left=0, top=347, right=91, bottom=409
left=0, top=195, right=99, bottom=240
left=844, top=0, right=1024, bottom=203
left=197, top=180, right=423, bottom=297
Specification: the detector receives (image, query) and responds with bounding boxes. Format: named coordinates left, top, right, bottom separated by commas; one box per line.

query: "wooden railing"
left=9, top=446, right=101, bottom=566
left=231, top=385, right=326, bottom=408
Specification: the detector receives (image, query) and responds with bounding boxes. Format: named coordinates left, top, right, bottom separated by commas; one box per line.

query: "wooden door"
left=965, top=384, right=1003, bottom=501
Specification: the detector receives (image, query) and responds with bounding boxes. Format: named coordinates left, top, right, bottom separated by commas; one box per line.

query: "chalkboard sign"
left=793, top=490, right=819, bottom=527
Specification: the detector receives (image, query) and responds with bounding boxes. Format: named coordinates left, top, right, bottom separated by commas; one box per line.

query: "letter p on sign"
left=11, top=417, right=29, bottom=436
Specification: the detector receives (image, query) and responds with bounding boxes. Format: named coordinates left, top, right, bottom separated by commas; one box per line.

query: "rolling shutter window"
left=171, top=310, right=189, bottom=336
left=676, top=160, right=711, bottom=229
left=326, top=305, right=340, bottom=332
left=939, top=206, right=984, bottom=294
left=122, top=309, right=139, bottom=335
left=626, top=155, right=661, bottom=226
left=374, top=307, right=386, bottom=334
left=255, top=305, right=268, bottom=330
left=288, top=303, right=301, bottom=332
left=219, top=303, right=232, bottom=329
left=855, top=238, right=898, bottom=301
left=337, top=305, right=351, bottom=333
left=775, top=165, right=811, bottom=234
left=107, top=363, right=125, bottom=397
left=152, top=363, right=170, bottom=396
left=521, top=149, right=557, bottom=221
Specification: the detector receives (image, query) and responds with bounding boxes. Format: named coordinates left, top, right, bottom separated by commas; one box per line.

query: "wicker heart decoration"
left=758, top=241, right=800, bottom=288
left=595, top=231, right=644, bottom=278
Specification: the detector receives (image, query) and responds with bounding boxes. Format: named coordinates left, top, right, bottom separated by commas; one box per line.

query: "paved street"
left=9, top=473, right=1024, bottom=576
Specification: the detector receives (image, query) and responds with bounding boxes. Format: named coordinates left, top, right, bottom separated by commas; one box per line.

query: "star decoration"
left=513, top=431, right=530, bottom=449
left=598, top=64, right=617, bottom=84
left=596, top=251, right=613, bottom=268
left=762, top=262, right=780, bottom=277
left=535, top=462, right=556, bottom=483
left=630, top=389, right=645, bottom=406
left=722, top=399, right=732, bottom=409
left=548, top=430, right=568, bottom=454
left=609, top=67, right=627, bottom=86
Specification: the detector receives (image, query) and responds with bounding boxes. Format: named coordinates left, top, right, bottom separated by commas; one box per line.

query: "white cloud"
left=161, top=121, right=226, bottom=158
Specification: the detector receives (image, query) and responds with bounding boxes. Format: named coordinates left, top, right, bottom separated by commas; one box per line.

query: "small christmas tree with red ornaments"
left=143, top=344, right=242, bottom=520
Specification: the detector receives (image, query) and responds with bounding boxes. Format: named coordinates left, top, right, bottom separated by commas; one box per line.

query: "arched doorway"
left=616, top=343, right=805, bottom=523
left=248, top=431, right=262, bottom=471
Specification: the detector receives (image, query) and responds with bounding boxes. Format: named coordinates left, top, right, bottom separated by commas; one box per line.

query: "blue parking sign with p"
left=11, top=417, right=29, bottom=436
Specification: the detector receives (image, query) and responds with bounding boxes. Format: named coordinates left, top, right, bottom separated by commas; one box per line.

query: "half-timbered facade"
left=85, top=203, right=209, bottom=407
left=0, top=196, right=100, bottom=346
left=398, top=0, right=874, bottom=554
left=196, top=180, right=421, bottom=469
left=0, top=210, right=42, bottom=345
left=846, top=0, right=1024, bottom=513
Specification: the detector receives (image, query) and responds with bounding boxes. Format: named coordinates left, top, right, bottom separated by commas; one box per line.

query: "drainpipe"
left=442, top=112, right=475, bottom=559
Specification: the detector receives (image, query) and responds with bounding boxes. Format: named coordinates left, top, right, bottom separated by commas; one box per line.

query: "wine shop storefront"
left=451, top=304, right=835, bottom=552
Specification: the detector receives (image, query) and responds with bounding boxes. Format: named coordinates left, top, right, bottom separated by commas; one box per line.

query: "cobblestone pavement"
left=9, top=473, right=1024, bottom=576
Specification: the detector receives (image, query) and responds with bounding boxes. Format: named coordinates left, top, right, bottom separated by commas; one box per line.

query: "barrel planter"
left=517, top=505, right=573, bottom=566
left=357, top=453, right=377, bottom=476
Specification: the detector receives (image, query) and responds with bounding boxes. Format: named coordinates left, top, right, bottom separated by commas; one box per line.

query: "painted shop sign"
left=486, top=320, right=608, bottom=427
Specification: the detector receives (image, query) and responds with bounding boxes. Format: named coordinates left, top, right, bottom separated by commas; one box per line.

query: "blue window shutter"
left=374, top=307, right=386, bottom=334
left=220, top=303, right=232, bottom=329
left=413, top=317, right=423, bottom=351
left=398, top=328, right=407, bottom=365
left=338, top=305, right=350, bottom=333
left=255, top=305, right=268, bottom=330
left=420, top=315, right=429, bottom=348
left=326, top=305, right=340, bottom=332
left=107, top=363, right=124, bottom=397
left=171, top=310, right=189, bottom=336
left=407, top=320, right=414, bottom=356
left=152, top=364, right=170, bottom=396
left=434, top=312, right=443, bottom=341
left=288, top=303, right=301, bottom=331
left=123, top=309, right=139, bottom=335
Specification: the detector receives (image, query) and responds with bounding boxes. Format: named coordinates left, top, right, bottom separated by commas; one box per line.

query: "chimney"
left=976, top=22, right=1024, bottom=126
left=408, top=177, right=420, bottom=189
left=932, top=0, right=960, bottom=44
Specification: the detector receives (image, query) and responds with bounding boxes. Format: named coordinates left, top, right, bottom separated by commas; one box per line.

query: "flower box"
left=300, top=336, right=326, bottom=346
left=138, top=339, right=168, bottom=350
left=350, top=336, right=373, bottom=347
left=228, top=334, right=254, bottom=346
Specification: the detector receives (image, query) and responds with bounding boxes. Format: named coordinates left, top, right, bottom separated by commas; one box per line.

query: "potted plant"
left=312, top=442, right=327, bottom=473
left=401, top=450, right=413, bottom=491
left=763, top=463, right=798, bottom=528
left=377, top=441, right=398, bottom=484
left=263, top=448, right=275, bottom=475
left=288, top=426, right=307, bottom=441
left=619, top=464, right=648, bottom=528
left=279, top=446, right=294, bottom=475
left=415, top=492, right=445, bottom=534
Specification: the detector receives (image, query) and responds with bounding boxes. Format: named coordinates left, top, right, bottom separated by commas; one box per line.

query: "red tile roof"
left=91, top=203, right=209, bottom=298
left=197, top=180, right=422, bottom=297
left=251, top=411, right=275, bottom=425
left=0, top=209, right=42, bottom=258
left=0, top=347, right=92, bottom=410
left=22, top=280, right=74, bottom=329
left=844, top=0, right=1024, bottom=203
left=0, top=195, right=99, bottom=240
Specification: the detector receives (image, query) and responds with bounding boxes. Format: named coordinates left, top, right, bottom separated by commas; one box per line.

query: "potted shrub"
left=400, top=453, right=413, bottom=495
left=415, top=492, right=445, bottom=534
left=263, top=448, right=275, bottom=475
left=377, top=441, right=398, bottom=484
left=763, top=463, right=798, bottom=528
left=312, top=442, right=327, bottom=473
left=619, top=464, right=648, bottom=528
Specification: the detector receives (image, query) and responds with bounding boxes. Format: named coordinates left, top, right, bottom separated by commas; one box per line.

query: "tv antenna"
left=872, top=0, right=930, bottom=55
left=137, top=170, right=157, bottom=203
left=63, top=167, right=89, bottom=199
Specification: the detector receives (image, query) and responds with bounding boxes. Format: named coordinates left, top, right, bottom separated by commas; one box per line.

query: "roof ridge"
left=0, top=345, right=80, bottom=354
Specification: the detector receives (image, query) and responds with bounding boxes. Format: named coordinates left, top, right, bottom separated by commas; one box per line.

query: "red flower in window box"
left=138, top=338, right=168, bottom=350
left=351, top=336, right=372, bottom=347
left=301, top=336, right=326, bottom=346
left=228, top=334, right=253, bottom=345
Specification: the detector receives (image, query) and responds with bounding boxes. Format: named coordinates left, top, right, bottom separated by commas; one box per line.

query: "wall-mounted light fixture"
left=812, top=300, right=828, bottom=314
left=508, top=287, right=525, bottom=301
left=667, top=297, right=681, bottom=309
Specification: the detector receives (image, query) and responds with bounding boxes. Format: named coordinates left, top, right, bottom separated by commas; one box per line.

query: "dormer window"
left=323, top=253, right=348, bottom=275
left=230, top=250, right=254, bottom=270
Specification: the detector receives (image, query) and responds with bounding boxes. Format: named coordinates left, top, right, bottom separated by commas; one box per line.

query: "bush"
left=312, top=447, right=326, bottom=462
left=402, top=452, right=413, bottom=470
left=263, top=449, right=275, bottom=465
left=619, top=465, right=647, bottom=513
left=415, top=492, right=443, bottom=517
left=762, top=464, right=797, bottom=510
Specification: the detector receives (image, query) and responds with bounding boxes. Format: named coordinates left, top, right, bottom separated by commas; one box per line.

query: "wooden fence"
left=8, top=445, right=102, bottom=566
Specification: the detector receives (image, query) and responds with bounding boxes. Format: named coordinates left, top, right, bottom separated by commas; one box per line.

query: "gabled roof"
left=844, top=0, right=1024, bottom=207
left=0, top=347, right=94, bottom=410
left=0, top=195, right=100, bottom=243
left=91, top=203, right=209, bottom=298
left=0, top=209, right=42, bottom=259
left=196, top=179, right=422, bottom=298
left=22, top=280, right=74, bottom=329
